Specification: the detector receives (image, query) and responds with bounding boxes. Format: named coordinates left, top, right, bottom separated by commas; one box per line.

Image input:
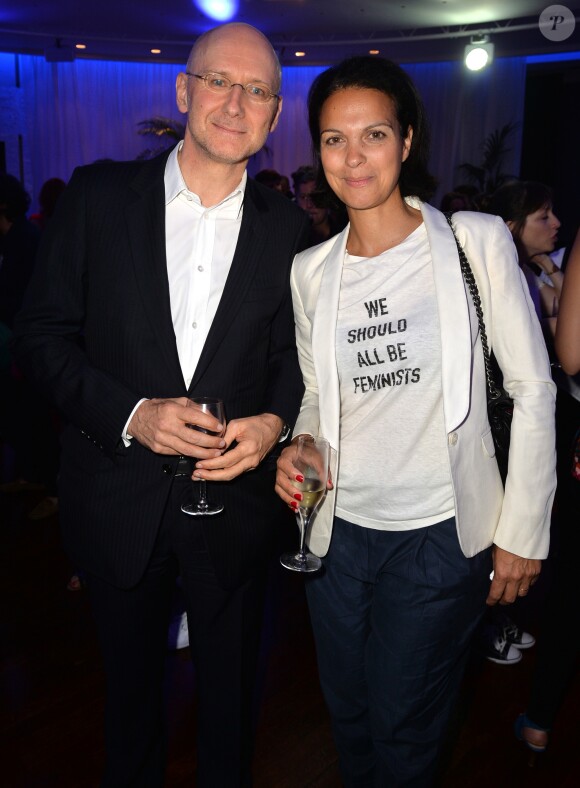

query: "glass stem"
left=198, top=479, right=209, bottom=510
left=296, top=510, right=309, bottom=559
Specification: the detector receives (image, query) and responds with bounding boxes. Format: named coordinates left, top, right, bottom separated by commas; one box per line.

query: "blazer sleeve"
left=465, top=214, right=557, bottom=558
left=11, top=167, right=141, bottom=457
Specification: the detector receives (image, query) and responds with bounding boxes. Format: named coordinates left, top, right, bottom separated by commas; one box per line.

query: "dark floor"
left=1, top=483, right=578, bottom=788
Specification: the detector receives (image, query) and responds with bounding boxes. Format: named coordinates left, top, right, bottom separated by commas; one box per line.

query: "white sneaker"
left=485, top=631, right=523, bottom=665
left=167, top=611, right=189, bottom=650
left=500, top=614, right=536, bottom=650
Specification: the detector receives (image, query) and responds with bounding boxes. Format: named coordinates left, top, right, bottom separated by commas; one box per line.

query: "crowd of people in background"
left=1, top=23, right=578, bottom=784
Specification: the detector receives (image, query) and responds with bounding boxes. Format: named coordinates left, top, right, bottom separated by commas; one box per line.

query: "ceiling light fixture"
left=295, top=51, right=305, bottom=57
left=75, top=44, right=86, bottom=50
left=151, top=48, right=161, bottom=54
left=369, top=49, right=380, bottom=55
left=464, top=34, right=494, bottom=71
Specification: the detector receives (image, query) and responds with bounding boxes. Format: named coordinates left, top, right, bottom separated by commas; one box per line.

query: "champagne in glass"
left=181, top=397, right=226, bottom=516
left=280, top=436, right=330, bottom=573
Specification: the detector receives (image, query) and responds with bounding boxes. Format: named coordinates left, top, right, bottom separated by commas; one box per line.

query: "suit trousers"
left=85, top=475, right=267, bottom=788
left=305, top=516, right=491, bottom=788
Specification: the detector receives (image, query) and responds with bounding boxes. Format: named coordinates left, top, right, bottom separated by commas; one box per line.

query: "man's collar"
left=165, top=141, right=246, bottom=213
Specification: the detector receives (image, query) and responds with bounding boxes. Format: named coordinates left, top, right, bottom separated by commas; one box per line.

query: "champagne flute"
left=181, top=397, right=226, bottom=516
left=280, top=436, right=329, bottom=573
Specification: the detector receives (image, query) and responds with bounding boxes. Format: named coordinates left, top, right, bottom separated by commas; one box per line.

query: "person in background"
left=292, top=164, right=346, bottom=247
left=555, top=227, right=580, bottom=374
left=12, top=22, right=308, bottom=787
left=279, top=173, right=293, bottom=199
left=0, top=175, right=60, bottom=510
left=254, top=167, right=283, bottom=190
left=439, top=190, right=473, bottom=214
left=0, top=175, right=39, bottom=332
left=275, top=56, right=556, bottom=787
left=486, top=181, right=563, bottom=329
left=29, top=177, right=66, bottom=232
left=514, top=226, right=580, bottom=759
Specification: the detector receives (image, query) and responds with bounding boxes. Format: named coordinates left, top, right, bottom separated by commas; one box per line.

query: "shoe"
left=0, top=479, right=47, bottom=494
left=482, top=629, right=523, bottom=665
left=515, top=713, right=549, bottom=765
left=167, top=611, right=189, bottom=650
left=497, top=611, right=535, bottom=650
left=28, top=496, right=59, bottom=520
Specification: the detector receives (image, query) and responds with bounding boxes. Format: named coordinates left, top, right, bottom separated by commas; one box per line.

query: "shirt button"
left=448, top=432, right=458, bottom=446
left=192, top=321, right=197, bottom=329
left=186, top=195, right=193, bottom=201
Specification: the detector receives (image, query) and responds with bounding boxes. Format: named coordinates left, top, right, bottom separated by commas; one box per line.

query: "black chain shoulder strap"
left=443, top=211, right=502, bottom=400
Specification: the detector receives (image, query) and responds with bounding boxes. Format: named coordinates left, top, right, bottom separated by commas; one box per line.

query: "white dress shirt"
left=165, top=142, right=245, bottom=387
left=122, top=142, right=245, bottom=442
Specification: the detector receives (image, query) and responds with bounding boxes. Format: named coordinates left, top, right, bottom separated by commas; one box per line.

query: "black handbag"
left=444, top=212, right=513, bottom=484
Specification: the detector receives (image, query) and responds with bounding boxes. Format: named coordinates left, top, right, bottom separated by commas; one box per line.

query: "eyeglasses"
left=186, top=72, right=279, bottom=104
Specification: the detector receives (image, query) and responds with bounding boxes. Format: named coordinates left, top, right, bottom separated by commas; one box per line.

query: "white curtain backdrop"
left=0, top=52, right=526, bottom=209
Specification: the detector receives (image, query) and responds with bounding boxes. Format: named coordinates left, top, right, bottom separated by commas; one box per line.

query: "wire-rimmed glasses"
left=186, top=72, right=279, bottom=103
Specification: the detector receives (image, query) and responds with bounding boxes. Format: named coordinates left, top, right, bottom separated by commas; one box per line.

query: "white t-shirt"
left=335, top=223, right=455, bottom=530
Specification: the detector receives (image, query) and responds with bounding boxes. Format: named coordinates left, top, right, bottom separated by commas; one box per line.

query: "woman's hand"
left=528, top=252, right=558, bottom=277
left=275, top=441, right=303, bottom=512
left=275, top=436, right=333, bottom=512
left=486, top=546, right=541, bottom=605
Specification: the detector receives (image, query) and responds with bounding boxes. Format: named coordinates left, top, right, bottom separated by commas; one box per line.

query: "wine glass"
left=181, top=397, right=226, bottom=516
left=280, top=436, right=330, bottom=573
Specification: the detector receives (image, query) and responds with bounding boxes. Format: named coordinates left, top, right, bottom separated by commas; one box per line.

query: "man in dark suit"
left=12, top=22, right=308, bottom=787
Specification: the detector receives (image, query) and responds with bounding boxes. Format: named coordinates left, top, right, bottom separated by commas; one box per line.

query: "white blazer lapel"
left=311, top=227, right=349, bottom=450
left=416, top=200, right=473, bottom=432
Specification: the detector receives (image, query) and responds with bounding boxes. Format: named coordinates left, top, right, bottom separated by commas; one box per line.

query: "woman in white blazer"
left=275, top=57, right=556, bottom=787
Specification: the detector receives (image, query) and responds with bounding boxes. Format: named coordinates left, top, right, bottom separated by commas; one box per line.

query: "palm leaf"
left=457, top=122, right=518, bottom=197
left=137, top=116, right=185, bottom=140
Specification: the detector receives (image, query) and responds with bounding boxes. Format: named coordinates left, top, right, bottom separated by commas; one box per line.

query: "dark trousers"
left=85, top=476, right=267, bottom=788
left=305, top=517, right=491, bottom=788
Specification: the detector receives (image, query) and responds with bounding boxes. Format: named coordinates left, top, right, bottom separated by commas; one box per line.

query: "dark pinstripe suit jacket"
left=12, top=149, right=309, bottom=590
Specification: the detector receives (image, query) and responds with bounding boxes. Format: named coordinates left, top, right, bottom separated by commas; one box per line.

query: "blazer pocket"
left=481, top=427, right=496, bottom=458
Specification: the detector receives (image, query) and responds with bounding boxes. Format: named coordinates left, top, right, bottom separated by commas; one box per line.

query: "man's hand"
left=193, top=413, right=283, bottom=481
left=127, top=398, right=225, bottom=458
left=486, top=545, right=541, bottom=606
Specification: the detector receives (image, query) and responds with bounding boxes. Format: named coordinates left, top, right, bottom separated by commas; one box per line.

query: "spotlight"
left=464, top=35, right=494, bottom=71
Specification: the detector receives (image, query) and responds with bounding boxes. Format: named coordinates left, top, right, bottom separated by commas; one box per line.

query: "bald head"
left=187, top=23, right=281, bottom=93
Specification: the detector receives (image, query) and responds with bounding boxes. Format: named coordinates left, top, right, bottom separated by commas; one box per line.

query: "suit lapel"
left=189, top=180, right=265, bottom=390
left=125, top=150, right=185, bottom=389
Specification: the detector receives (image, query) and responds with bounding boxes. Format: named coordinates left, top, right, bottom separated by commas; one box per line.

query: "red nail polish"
left=290, top=501, right=298, bottom=509
left=295, top=474, right=304, bottom=483
left=293, top=492, right=302, bottom=501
